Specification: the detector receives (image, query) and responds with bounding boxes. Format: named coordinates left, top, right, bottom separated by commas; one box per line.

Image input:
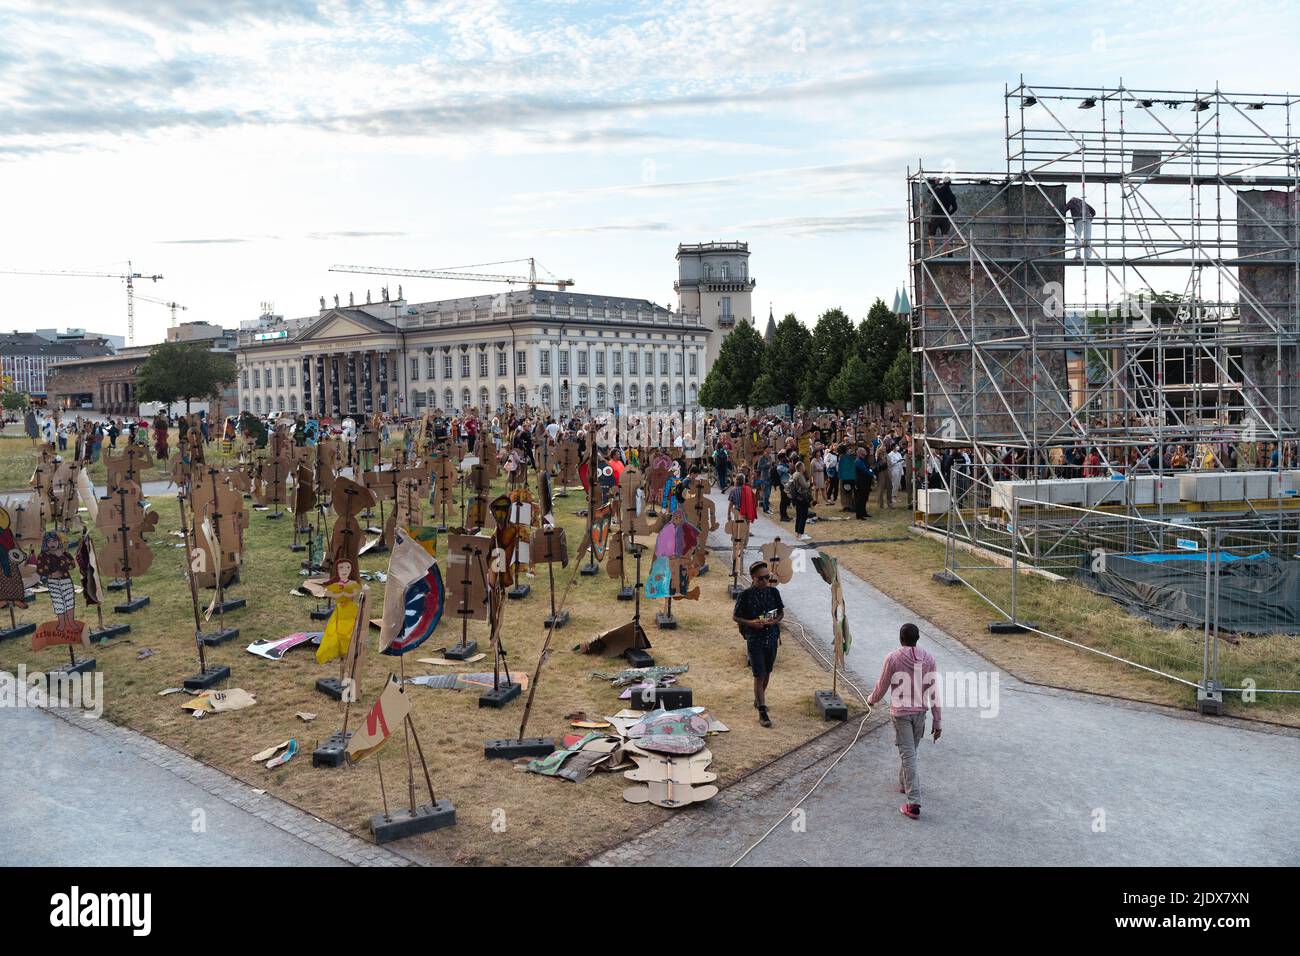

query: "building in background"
left=0, top=331, right=116, bottom=403
left=234, top=242, right=752, bottom=418
left=34, top=327, right=127, bottom=350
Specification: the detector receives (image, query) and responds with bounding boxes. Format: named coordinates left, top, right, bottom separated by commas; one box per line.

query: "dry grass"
left=0, top=460, right=840, bottom=865
left=792, top=492, right=1300, bottom=726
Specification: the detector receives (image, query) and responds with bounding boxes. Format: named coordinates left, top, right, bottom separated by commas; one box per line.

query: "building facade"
left=234, top=243, right=755, bottom=419
left=0, top=331, right=116, bottom=401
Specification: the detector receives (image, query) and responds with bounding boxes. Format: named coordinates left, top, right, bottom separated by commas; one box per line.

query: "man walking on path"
left=733, top=560, right=784, bottom=728
left=867, top=622, right=942, bottom=820
left=853, top=446, right=873, bottom=519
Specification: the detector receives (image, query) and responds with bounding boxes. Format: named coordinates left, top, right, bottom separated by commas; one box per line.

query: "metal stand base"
left=370, top=800, right=455, bottom=843
left=932, top=571, right=961, bottom=586
left=507, top=583, right=531, bottom=600
left=617, top=586, right=635, bottom=601
left=814, top=690, right=848, bottom=721
left=114, top=595, right=150, bottom=613
left=316, top=676, right=346, bottom=700
left=310, top=608, right=333, bottom=621
left=443, top=641, right=478, bottom=660
left=478, top=681, right=522, bottom=708
left=0, top=622, right=36, bottom=642
left=312, top=730, right=352, bottom=768
left=1197, top=686, right=1224, bottom=716
left=484, top=737, right=554, bottom=760
left=543, top=609, right=569, bottom=629
left=579, top=564, right=598, bottom=576
left=89, top=623, right=130, bottom=642
left=47, top=659, right=97, bottom=681
left=106, top=579, right=127, bottom=592
left=183, top=665, right=231, bottom=691
left=623, top=648, right=654, bottom=668
left=655, top=611, right=678, bottom=629
left=988, top=620, right=1034, bottom=634
left=199, top=627, right=240, bottom=646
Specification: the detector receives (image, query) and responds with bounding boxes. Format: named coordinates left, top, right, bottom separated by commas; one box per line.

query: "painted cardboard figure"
left=0, top=505, right=29, bottom=610
left=33, top=530, right=85, bottom=649
left=316, top=554, right=363, bottom=665
left=646, top=508, right=701, bottom=601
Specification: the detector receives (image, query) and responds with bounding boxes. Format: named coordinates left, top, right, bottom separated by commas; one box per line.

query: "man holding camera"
left=733, top=560, right=784, bottom=728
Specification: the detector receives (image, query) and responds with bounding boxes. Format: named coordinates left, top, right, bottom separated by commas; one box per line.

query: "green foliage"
left=758, top=313, right=812, bottom=410
left=699, top=320, right=766, bottom=410
left=1, top=389, right=29, bottom=412
left=801, top=307, right=855, bottom=409
left=137, top=341, right=237, bottom=413
left=827, top=354, right=874, bottom=412
left=883, top=345, right=912, bottom=406
left=854, top=298, right=908, bottom=411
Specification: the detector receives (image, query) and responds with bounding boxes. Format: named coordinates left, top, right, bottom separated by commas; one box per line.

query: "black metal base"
left=1197, top=686, right=1224, bottom=716
left=312, top=730, right=352, bottom=768
left=310, top=608, right=333, bottom=621
left=655, top=611, right=678, bottom=629
left=617, top=586, right=635, bottom=601
left=932, top=571, right=961, bottom=586
left=814, top=690, right=849, bottom=721
left=264, top=511, right=285, bottom=520
left=367, top=544, right=390, bottom=556
left=289, top=543, right=307, bottom=552
left=89, top=622, right=130, bottom=642
left=988, top=620, right=1035, bottom=634
left=106, top=579, right=127, bottom=592
left=623, top=648, right=654, bottom=668
left=543, top=609, right=569, bottom=629
left=630, top=686, right=693, bottom=710
left=484, top=737, right=554, bottom=760
left=301, top=560, right=324, bottom=572
left=507, top=583, right=531, bottom=600
left=183, top=665, right=231, bottom=691
left=579, top=563, right=599, bottom=576
left=213, top=598, right=246, bottom=615
left=114, top=595, right=150, bottom=614
left=47, top=658, right=97, bottom=681
left=370, top=800, right=456, bottom=843
left=0, top=622, right=36, bottom=642
left=478, top=681, right=522, bottom=708
left=443, top=640, right=478, bottom=660
left=200, top=627, right=240, bottom=646
left=316, top=676, right=346, bottom=700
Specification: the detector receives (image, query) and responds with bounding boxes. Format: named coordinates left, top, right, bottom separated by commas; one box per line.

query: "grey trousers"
left=892, top=712, right=927, bottom=806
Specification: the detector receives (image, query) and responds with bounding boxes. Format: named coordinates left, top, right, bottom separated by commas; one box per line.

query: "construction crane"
left=0, top=260, right=162, bottom=345
left=135, top=292, right=188, bottom=325
left=328, top=257, right=574, bottom=291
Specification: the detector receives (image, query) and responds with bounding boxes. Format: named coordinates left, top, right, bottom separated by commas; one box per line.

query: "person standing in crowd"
left=875, top=442, right=893, bottom=510
left=789, top=460, right=813, bottom=541
left=714, top=442, right=730, bottom=492
left=754, top=448, right=773, bottom=514
left=106, top=419, right=120, bottom=449
left=867, top=622, right=942, bottom=820
left=775, top=452, right=792, bottom=522
left=824, top=444, right=839, bottom=503
left=733, top=560, right=785, bottom=729
left=853, top=446, right=873, bottom=519
left=839, top=443, right=857, bottom=512
left=727, top=472, right=758, bottom=524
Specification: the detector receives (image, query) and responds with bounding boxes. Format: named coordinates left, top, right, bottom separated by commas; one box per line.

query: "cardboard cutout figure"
left=316, top=556, right=362, bottom=665
left=760, top=537, right=795, bottom=585
left=0, top=505, right=29, bottom=610
left=32, top=531, right=86, bottom=650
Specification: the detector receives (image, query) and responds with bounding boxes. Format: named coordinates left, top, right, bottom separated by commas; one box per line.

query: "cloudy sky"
left=0, top=0, right=1293, bottom=344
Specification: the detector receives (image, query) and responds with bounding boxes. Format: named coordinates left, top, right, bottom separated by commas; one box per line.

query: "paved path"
left=0, top=674, right=411, bottom=866
left=594, top=493, right=1300, bottom=866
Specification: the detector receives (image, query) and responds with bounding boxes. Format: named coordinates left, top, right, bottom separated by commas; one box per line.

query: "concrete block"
left=916, top=489, right=950, bottom=514
left=1086, top=478, right=1125, bottom=507
left=1219, top=473, right=1245, bottom=501
left=1179, top=473, right=1221, bottom=502
left=1243, top=471, right=1271, bottom=499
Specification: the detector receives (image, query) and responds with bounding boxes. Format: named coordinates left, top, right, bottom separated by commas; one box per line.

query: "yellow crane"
left=0, top=260, right=163, bottom=345
left=328, top=257, right=574, bottom=291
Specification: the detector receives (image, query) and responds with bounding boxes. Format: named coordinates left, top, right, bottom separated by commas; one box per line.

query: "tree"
left=827, top=354, right=874, bottom=412
left=699, top=321, right=765, bottom=411
left=137, top=341, right=237, bottom=414
left=758, top=313, right=813, bottom=411
left=801, top=307, right=855, bottom=409
left=882, top=345, right=912, bottom=408
left=854, top=298, right=907, bottom=412
left=1, top=389, right=29, bottom=413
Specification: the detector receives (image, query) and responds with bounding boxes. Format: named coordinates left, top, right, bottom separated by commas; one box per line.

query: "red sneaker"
left=899, top=803, right=920, bottom=820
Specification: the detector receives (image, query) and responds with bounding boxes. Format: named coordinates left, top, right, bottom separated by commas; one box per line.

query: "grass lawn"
left=0, top=455, right=842, bottom=865
left=785, top=490, right=1300, bottom=726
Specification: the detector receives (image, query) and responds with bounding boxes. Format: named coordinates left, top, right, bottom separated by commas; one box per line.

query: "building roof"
left=0, top=331, right=115, bottom=359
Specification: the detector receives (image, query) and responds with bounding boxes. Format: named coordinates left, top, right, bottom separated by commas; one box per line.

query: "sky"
left=0, top=0, right=1295, bottom=345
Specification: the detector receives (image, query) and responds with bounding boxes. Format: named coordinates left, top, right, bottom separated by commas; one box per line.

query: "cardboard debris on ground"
left=622, top=743, right=718, bottom=808
left=296, top=711, right=316, bottom=722
left=182, top=688, right=257, bottom=713
left=416, top=654, right=486, bottom=666
left=405, top=672, right=530, bottom=691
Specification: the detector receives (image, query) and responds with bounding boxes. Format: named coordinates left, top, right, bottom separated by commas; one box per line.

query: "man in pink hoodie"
left=867, top=622, right=942, bottom=819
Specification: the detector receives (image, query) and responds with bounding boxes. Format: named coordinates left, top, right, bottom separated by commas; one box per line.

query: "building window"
left=478, top=352, right=488, bottom=377
left=290, top=394, right=298, bottom=412
left=241, top=369, right=249, bottom=389
left=595, top=384, right=606, bottom=407
left=595, top=350, right=605, bottom=375
left=479, top=386, right=488, bottom=408
left=242, top=397, right=250, bottom=411
left=517, top=385, right=526, bottom=405
left=442, top=355, right=452, bottom=379
left=560, top=383, right=570, bottom=410
left=689, top=384, right=698, bottom=404
left=674, top=352, right=683, bottom=375
left=253, top=368, right=261, bottom=388
left=276, top=366, right=284, bottom=388
left=516, top=350, right=527, bottom=375
left=277, top=395, right=285, bottom=412
left=410, top=357, right=420, bottom=381
left=689, top=352, right=698, bottom=376
left=721, top=295, right=732, bottom=318
left=288, top=366, right=297, bottom=387
left=660, top=383, right=669, bottom=405
left=577, top=384, right=588, bottom=407
left=558, top=349, right=569, bottom=375
left=539, top=350, right=550, bottom=375
left=629, top=384, right=638, bottom=408
left=414, top=389, right=427, bottom=408
left=498, top=386, right=507, bottom=409
left=721, top=261, right=730, bottom=280
left=541, top=384, right=551, bottom=408
left=444, top=388, right=453, bottom=409
left=675, top=383, right=683, bottom=405
left=613, top=383, right=622, bottom=406
left=460, top=354, right=470, bottom=378
left=577, top=350, right=588, bottom=375
left=497, top=351, right=507, bottom=376
left=659, top=352, right=669, bottom=375
left=628, top=351, right=638, bottom=375
left=462, top=387, right=470, bottom=408
left=612, top=350, right=622, bottom=375
left=254, top=396, right=262, bottom=413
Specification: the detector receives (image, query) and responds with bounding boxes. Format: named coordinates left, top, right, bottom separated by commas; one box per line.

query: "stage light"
left=1079, top=97, right=1096, bottom=109
left=1022, top=96, right=1037, bottom=108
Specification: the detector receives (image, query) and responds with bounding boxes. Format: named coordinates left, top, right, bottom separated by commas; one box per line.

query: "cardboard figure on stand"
left=176, top=491, right=232, bottom=689
left=535, top=525, right=568, bottom=628
left=291, top=463, right=316, bottom=552
left=555, top=439, right=580, bottom=496
left=76, top=532, right=129, bottom=643
left=646, top=508, right=701, bottom=628
left=378, top=528, right=444, bottom=658
left=327, top=476, right=377, bottom=574
left=315, top=553, right=363, bottom=699
left=504, top=487, right=537, bottom=599
left=725, top=516, right=750, bottom=599
left=312, top=583, right=371, bottom=768
left=810, top=553, right=851, bottom=720
left=32, top=531, right=93, bottom=676
left=444, top=532, right=490, bottom=660
left=760, top=537, right=796, bottom=584
left=96, top=479, right=157, bottom=613
left=684, top=480, right=718, bottom=574
left=0, top=505, right=33, bottom=642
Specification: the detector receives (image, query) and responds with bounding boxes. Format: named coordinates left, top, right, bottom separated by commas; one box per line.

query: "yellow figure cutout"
left=316, top=559, right=362, bottom=664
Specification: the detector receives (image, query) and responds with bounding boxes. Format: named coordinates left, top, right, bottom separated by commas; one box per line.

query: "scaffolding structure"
left=908, top=80, right=1300, bottom=520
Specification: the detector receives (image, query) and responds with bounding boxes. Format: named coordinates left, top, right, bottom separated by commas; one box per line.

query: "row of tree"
left=698, top=298, right=911, bottom=414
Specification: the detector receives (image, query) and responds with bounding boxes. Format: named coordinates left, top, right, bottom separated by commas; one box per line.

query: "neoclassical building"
left=235, top=241, right=755, bottom=419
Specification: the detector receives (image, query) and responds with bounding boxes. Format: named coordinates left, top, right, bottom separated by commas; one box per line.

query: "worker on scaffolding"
left=925, top=177, right=959, bottom=257
left=1065, top=195, right=1098, bottom=259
